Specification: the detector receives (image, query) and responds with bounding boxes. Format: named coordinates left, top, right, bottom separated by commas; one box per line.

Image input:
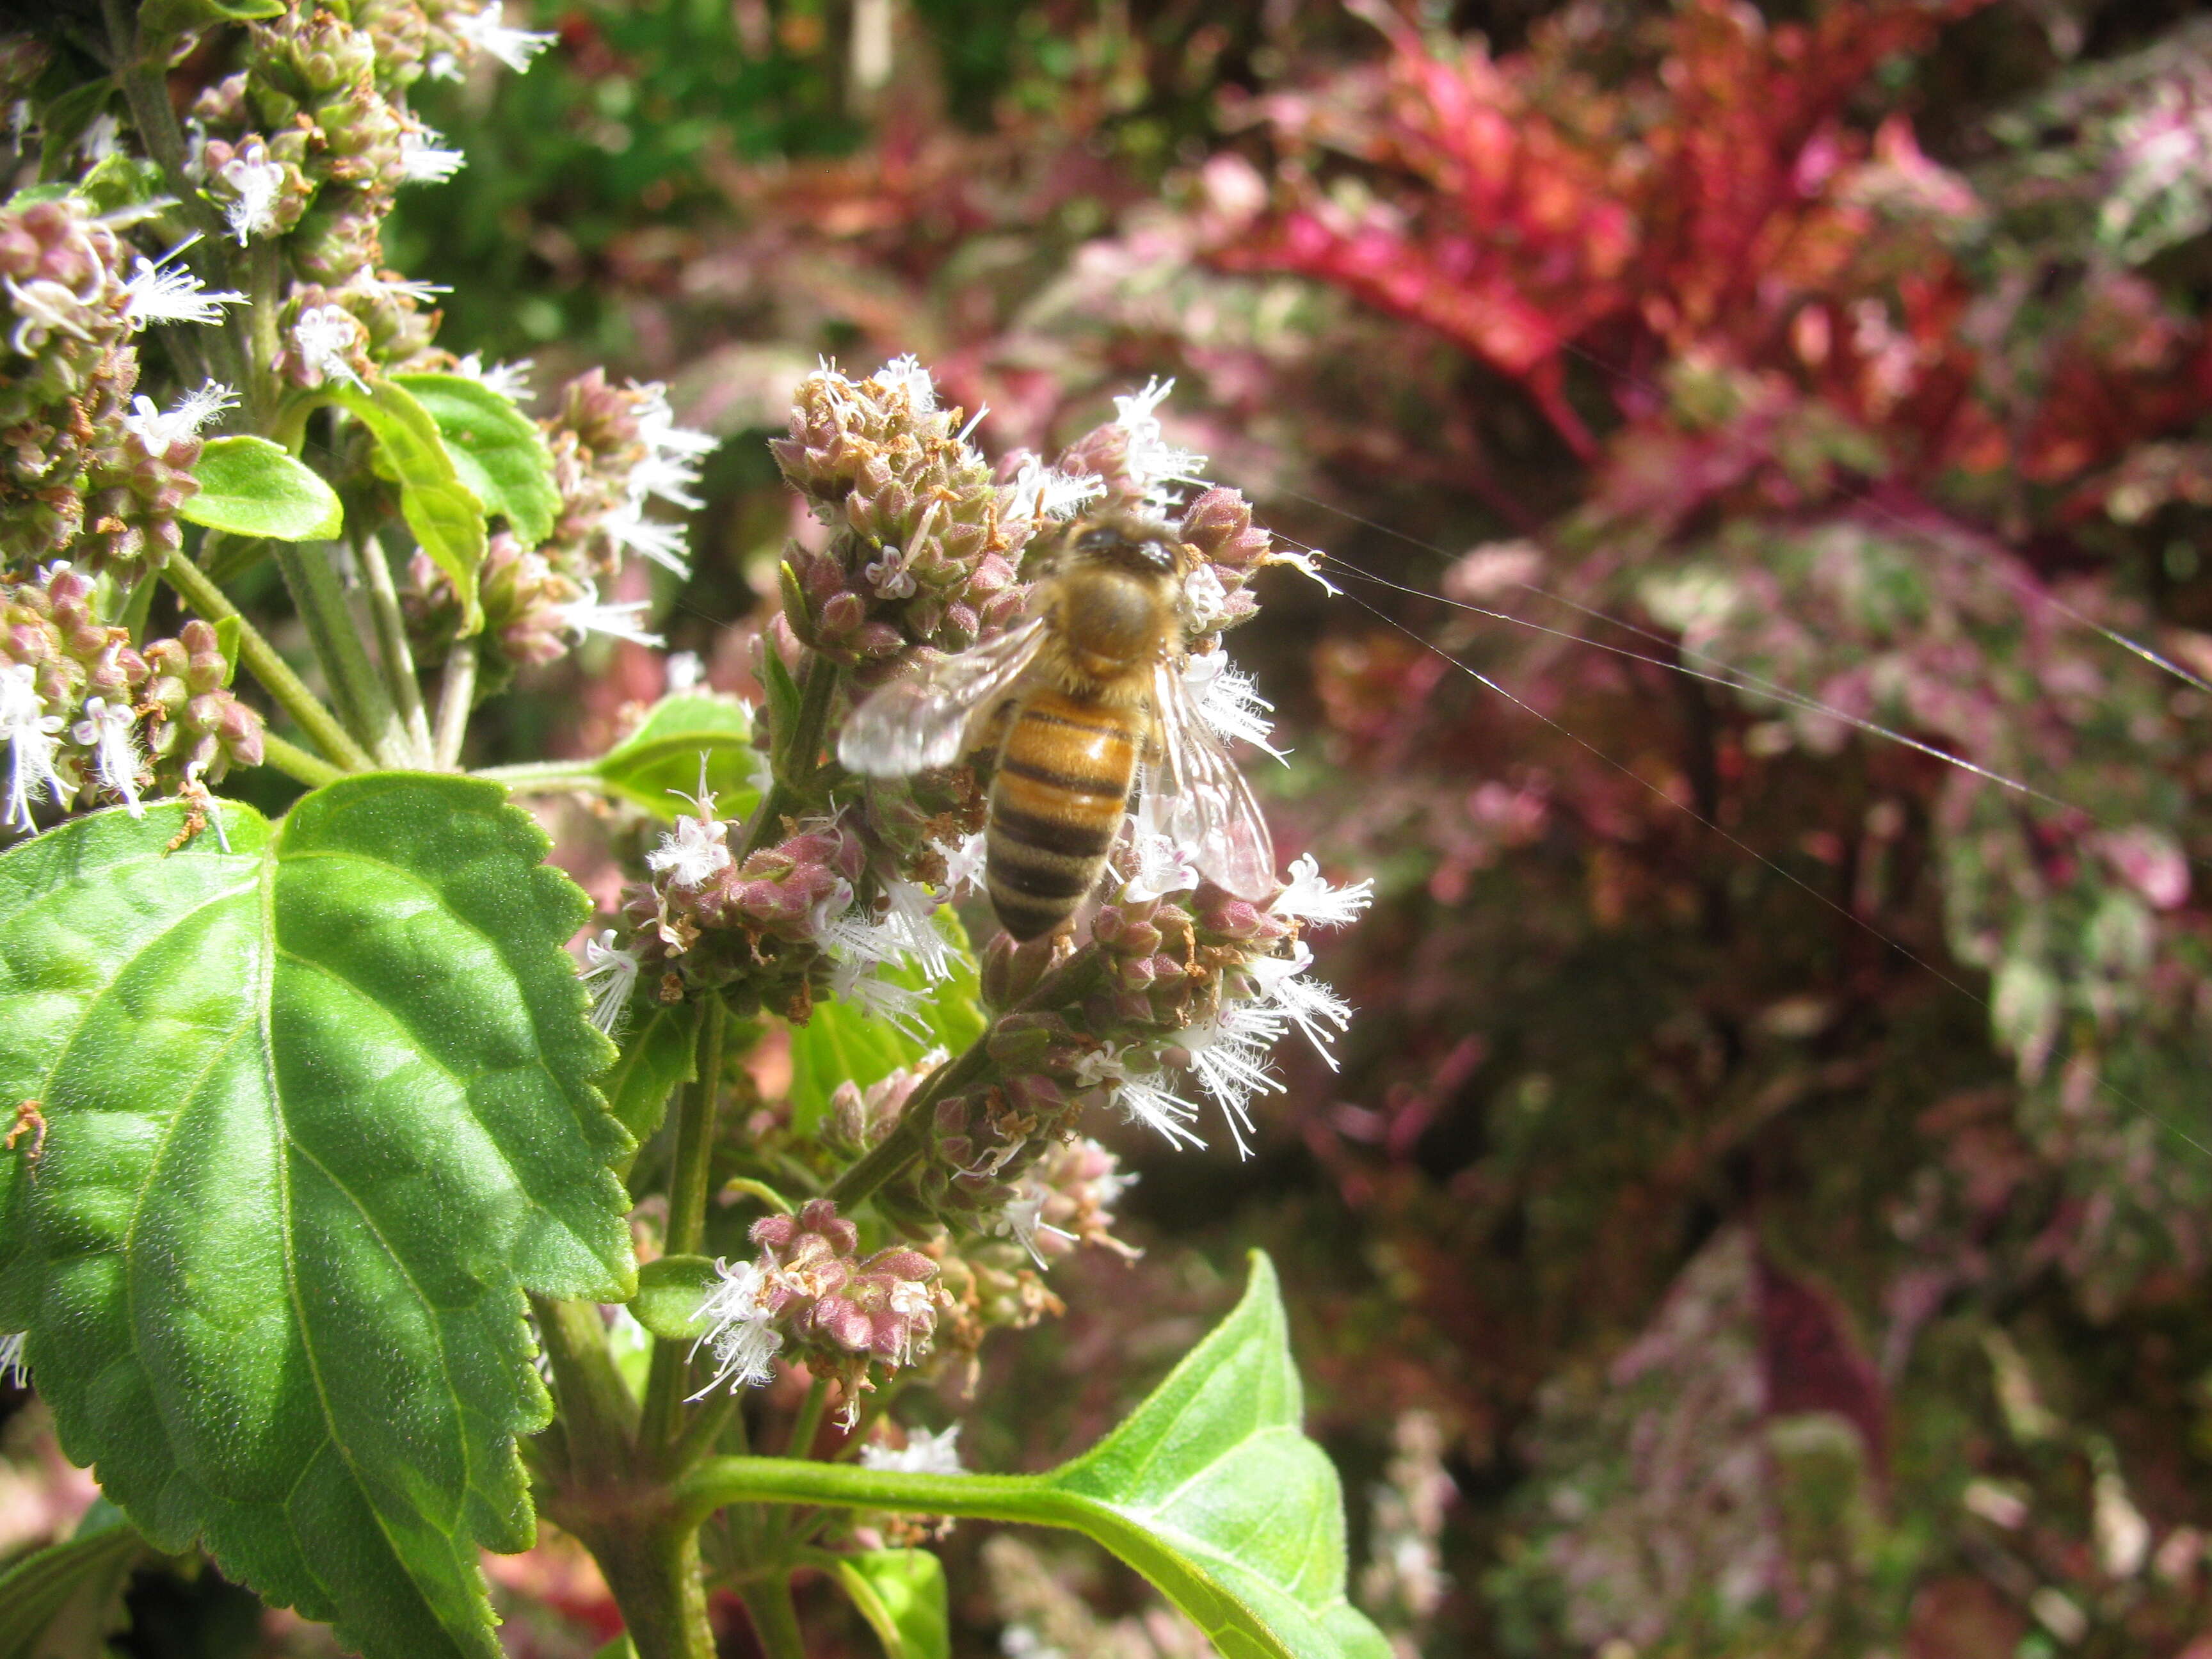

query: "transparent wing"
left=1151, top=658, right=1278, bottom=897
left=837, top=616, right=1049, bottom=777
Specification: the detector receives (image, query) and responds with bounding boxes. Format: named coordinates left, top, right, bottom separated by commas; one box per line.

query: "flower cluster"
left=3, top=563, right=263, bottom=831
left=405, top=370, right=710, bottom=685
left=693, top=1198, right=942, bottom=1421
left=0, top=197, right=241, bottom=581
left=769, top=357, right=1032, bottom=673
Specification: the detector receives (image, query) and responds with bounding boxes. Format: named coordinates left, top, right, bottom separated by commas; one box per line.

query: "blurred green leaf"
left=0, top=1521, right=146, bottom=1659
left=630, top=1253, right=717, bottom=1341
left=182, top=436, right=344, bottom=541
left=596, top=692, right=760, bottom=819
left=831, top=1549, right=950, bottom=1659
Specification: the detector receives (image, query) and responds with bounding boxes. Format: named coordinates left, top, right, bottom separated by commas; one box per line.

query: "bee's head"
left=1065, top=508, right=1181, bottom=577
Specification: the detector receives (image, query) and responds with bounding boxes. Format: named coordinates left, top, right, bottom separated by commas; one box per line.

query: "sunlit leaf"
left=0, top=780, right=636, bottom=1659
left=182, top=435, right=344, bottom=541
left=393, top=373, right=560, bottom=548
left=595, top=693, right=760, bottom=820
left=630, top=1253, right=717, bottom=1342
left=330, top=380, right=488, bottom=632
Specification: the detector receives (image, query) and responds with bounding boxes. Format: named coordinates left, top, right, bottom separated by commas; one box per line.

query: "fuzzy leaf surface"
left=0, top=780, right=635, bottom=1659
left=392, top=374, right=559, bottom=548
left=182, top=437, right=343, bottom=541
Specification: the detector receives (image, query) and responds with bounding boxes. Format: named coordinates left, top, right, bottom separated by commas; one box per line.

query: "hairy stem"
left=160, top=552, right=374, bottom=772
left=271, top=541, right=412, bottom=766
left=677, top=1455, right=1054, bottom=1534
left=737, top=1575, right=806, bottom=1659
left=259, top=733, right=344, bottom=790
left=641, top=995, right=729, bottom=1463
left=738, top=654, right=837, bottom=859
left=471, top=758, right=634, bottom=800
left=357, top=533, right=434, bottom=765
left=433, top=633, right=478, bottom=769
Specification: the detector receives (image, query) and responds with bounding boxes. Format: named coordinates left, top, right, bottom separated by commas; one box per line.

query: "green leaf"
left=142, top=0, right=287, bottom=35
left=392, top=374, right=559, bottom=549
left=630, top=1253, right=717, bottom=1342
left=684, top=1254, right=1390, bottom=1659
left=0, top=1521, right=147, bottom=1659
left=830, top=1550, right=949, bottom=1659
left=1034, top=1254, right=1391, bottom=1659
left=595, top=693, right=760, bottom=820
left=0, top=780, right=636, bottom=1659
left=600, top=997, right=700, bottom=1145
left=181, top=437, right=344, bottom=541
left=330, top=381, right=488, bottom=632
left=787, top=915, right=986, bottom=1135
left=760, top=643, right=801, bottom=756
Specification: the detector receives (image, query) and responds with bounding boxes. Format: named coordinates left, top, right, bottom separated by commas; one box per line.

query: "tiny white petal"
left=1185, top=650, right=1285, bottom=760
left=0, top=1329, right=25, bottom=1387
left=70, top=696, right=145, bottom=818
left=1, top=663, right=67, bottom=832
left=218, top=142, right=287, bottom=244
left=1270, top=853, right=1374, bottom=929
left=859, top=1423, right=965, bottom=1475
left=578, top=928, right=643, bottom=1035
left=121, top=239, right=245, bottom=330
left=452, top=5, right=557, bottom=72
left=451, top=352, right=536, bottom=401
left=397, top=126, right=467, bottom=184
left=648, top=814, right=731, bottom=888
left=688, top=1258, right=784, bottom=1396
left=607, top=501, right=693, bottom=576
left=120, top=379, right=237, bottom=453
left=559, top=579, right=664, bottom=649
left=874, top=353, right=937, bottom=411
left=291, top=305, right=367, bottom=390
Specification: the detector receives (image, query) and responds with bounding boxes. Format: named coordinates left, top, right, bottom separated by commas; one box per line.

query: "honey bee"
left=838, top=508, right=1276, bottom=940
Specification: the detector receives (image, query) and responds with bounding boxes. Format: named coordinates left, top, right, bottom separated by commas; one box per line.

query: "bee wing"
left=837, top=616, right=1050, bottom=777
left=1150, top=658, right=1278, bottom=898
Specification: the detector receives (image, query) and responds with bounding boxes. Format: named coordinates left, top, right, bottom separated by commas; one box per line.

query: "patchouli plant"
left=0, top=6, right=1384, bottom=1658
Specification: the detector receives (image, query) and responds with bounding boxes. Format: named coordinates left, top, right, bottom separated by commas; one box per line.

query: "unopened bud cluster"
left=696, top=1198, right=942, bottom=1420
left=0, top=198, right=206, bottom=582
left=3, top=564, right=263, bottom=830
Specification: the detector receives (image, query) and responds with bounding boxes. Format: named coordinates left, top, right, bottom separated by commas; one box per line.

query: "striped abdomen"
left=986, top=686, right=1140, bottom=941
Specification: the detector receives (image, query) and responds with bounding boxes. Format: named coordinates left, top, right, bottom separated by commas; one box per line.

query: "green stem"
left=433, top=634, right=478, bottom=769
left=472, top=758, right=630, bottom=800
left=532, top=1294, right=639, bottom=1486
left=271, top=541, right=411, bottom=767
left=738, top=654, right=837, bottom=859
left=641, top=996, right=729, bottom=1461
left=737, top=1574, right=806, bottom=1659
left=784, top=1377, right=830, bottom=1461
left=357, top=533, right=433, bottom=765
left=161, top=552, right=374, bottom=773
left=676, top=1455, right=1052, bottom=1534
left=259, top=733, right=344, bottom=790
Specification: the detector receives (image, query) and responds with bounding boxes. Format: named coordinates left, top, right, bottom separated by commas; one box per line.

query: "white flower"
left=120, top=380, right=237, bottom=454
left=5, top=268, right=102, bottom=355
left=218, top=141, right=286, bottom=244
left=1185, top=650, right=1285, bottom=760
left=291, top=305, right=365, bottom=390
left=76, top=111, right=120, bottom=164
left=1181, top=562, right=1228, bottom=629
left=368, top=274, right=453, bottom=307
left=451, top=4, right=557, bottom=72
left=1, top=662, right=67, bottom=832
left=1270, top=853, right=1374, bottom=929
left=452, top=352, right=534, bottom=401
left=1111, top=376, right=1207, bottom=513
left=688, top=1258, right=784, bottom=1396
left=0, top=1330, right=24, bottom=1388
left=992, top=1180, right=1077, bottom=1270
left=120, top=238, right=245, bottom=330
left=558, top=579, right=664, bottom=648
left=879, top=876, right=958, bottom=981
left=1173, top=1000, right=1286, bottom=1157
left=1119, top=791, right=1198, bottom=902
left=863, top=542, right=917, bottom=599
left=71, top=696, right=145, bottom=817
left=1245, top=941, right=1354, bottom=1069
left=826, top=949, right=931, bottom=1042
left=874, top=353, right=937, bottom=411
left=859, top=1423, right=965, bottom=1475
left=629, top=446, right=706, bottom=511
left=1004, top=458, right=1105, bottom=525
left=1078, top=1045, right=1208, bottom=1151
left=648, top=813, right=730, bottom=888
left=397, top=126, right=467, bottom=184
left=631, top=382, right=719, bottom=457
left=606, top=499, right=693, bottom=577
left=939, top=830, right=987, bottom=895
left=664, top=650, right=704, bottom=692
left=577, top=928, right=641, bottom=1035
